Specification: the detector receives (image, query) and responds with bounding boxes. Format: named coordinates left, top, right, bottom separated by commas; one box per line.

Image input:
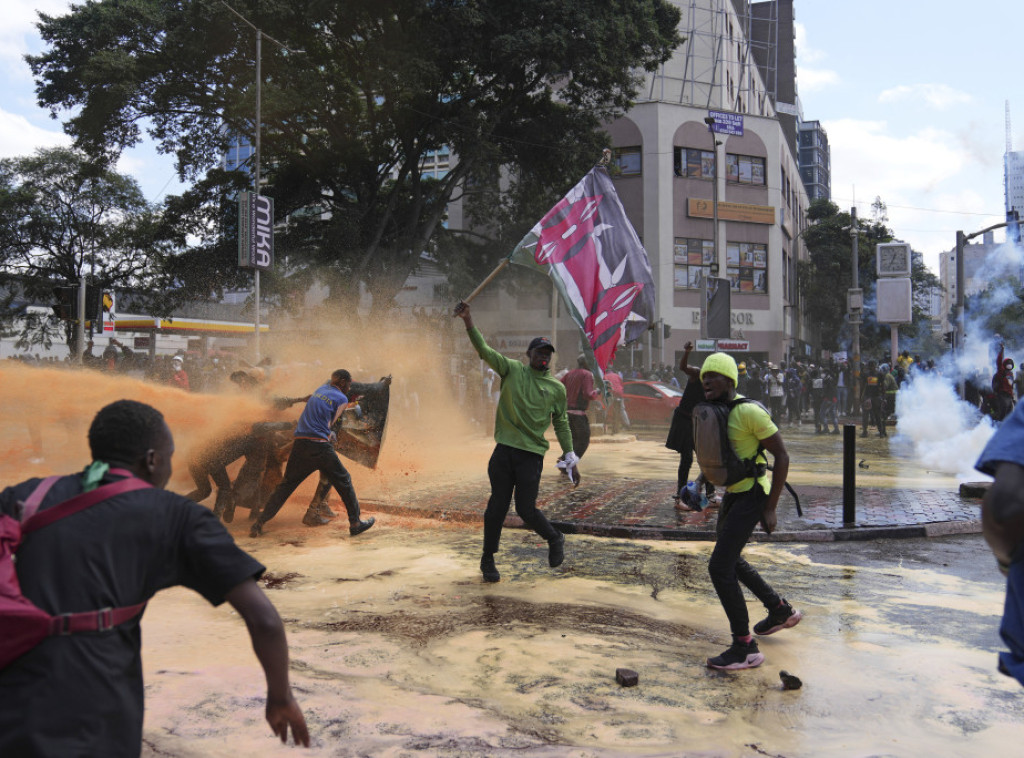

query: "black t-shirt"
left=0, top=471, right=264, bottom=758
left=676, top=375, right=705, bottom=417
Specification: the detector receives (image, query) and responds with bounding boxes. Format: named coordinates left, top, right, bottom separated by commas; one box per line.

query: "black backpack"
left=692, top=398, right=768, bottom=487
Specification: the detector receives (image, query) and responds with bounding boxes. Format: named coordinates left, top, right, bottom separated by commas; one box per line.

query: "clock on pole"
left=876, top=242, right=911, bottom=277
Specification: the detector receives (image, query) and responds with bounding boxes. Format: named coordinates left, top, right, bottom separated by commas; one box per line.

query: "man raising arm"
left=454, top=301, right=575, bottom=582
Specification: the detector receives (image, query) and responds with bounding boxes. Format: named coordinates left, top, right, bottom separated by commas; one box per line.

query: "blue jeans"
left=708, top=483, right=782, bottom=637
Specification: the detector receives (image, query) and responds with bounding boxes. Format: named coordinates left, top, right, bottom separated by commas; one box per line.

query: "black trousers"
left=567, top=412, right=591, bottom=458
left=708, top=483, right=782, bottom=637
left=483, top=444, right=560, bottom=554
left=258, top=439, right=362, bottom=525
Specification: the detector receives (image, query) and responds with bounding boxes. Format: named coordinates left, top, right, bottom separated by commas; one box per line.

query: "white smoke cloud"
left=895, top=239, right=1024, bottom=480
left=895, top=373, right=995, bottom=481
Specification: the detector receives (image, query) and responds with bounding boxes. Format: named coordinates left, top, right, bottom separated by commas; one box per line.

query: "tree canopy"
left=799, top=198, right=942, bottom=358
left=29, top=0, right=682, bottom=314
left=0, top=147, right=165, bottom=352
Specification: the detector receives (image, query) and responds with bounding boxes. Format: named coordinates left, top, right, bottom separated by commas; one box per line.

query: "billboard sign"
left=707, top=110, right=743, bottom=136
left=238, top=191, right=274, bottom=270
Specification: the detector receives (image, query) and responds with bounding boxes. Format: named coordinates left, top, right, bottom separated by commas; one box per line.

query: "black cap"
left=528, top=337, right=555, bottom=352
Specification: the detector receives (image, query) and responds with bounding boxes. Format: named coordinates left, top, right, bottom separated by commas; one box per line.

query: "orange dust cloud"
left=1, top=309, right=493, bottom=507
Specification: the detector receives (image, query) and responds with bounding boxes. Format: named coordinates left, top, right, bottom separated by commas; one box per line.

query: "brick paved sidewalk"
left=365, top=474, right=983, bottom=543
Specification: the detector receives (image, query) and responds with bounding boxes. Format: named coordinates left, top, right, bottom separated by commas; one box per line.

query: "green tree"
left=0, top=147, right=166, bottom=354
left=29, top=0, right=682, bottom=315
left=798, top=198, right=941, bottom=356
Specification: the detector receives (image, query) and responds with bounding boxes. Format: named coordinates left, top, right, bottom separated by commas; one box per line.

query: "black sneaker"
left=480, top=553, right=500, bottom=583
left=753, top=599, right=803, bottom=636
left=707, top=638, right=764, bottom=670
left=249, top=521, right=264, bottom=538
left=548, top=533, right=565, bottom=568
left=349, top=517, right=375, bottom=536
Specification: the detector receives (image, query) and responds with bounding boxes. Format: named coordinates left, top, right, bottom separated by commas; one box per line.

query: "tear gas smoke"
left=893, top=239, right=1023, bottom=480
left=0, top=312, right=488, bottom=503
left=894, top=372, right=995, bottom=480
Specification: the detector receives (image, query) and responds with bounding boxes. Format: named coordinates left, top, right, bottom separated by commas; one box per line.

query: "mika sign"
left=238, top=191, right=274, bottom=270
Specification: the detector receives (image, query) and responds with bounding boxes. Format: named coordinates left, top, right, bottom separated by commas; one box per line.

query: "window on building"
left=673, top=147, right=715, bottom=179
left=420, top=148, right=451, bottom=179
left=725, top=153, right=766, bottom=185
left=614, top=146, right=642, bottom=176
left=673, top=237, right=715, bottom=289
left=674, top=238, right=768, bottom=293
left=726, top=241, right=768, bottom=293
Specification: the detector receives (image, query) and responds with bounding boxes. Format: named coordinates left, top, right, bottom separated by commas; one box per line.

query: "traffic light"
left=663, top=323, right=672, bottom=339
left=51, top=286, right=78, bottom=321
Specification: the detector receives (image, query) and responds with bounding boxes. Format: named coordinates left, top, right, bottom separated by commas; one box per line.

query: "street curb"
left=363, top=501, right=982, bottom=543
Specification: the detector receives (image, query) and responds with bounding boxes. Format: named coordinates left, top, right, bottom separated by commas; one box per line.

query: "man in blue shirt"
left=250, top=369, right=381, bottom=537
left=975, top=400, right=1024, bottom=686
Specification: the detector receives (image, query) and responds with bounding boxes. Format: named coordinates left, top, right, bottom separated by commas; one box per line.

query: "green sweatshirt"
left=468, top=327, right=573, bottom=456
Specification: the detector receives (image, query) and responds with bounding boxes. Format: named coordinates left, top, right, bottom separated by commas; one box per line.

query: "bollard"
left=843, top=424, right=856, bottom=525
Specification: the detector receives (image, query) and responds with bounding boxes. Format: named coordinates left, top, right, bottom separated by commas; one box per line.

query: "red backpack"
left=0, top=471, right=152, bottom=669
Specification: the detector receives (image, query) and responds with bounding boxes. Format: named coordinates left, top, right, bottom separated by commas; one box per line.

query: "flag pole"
left=460, top=257, right=511, bottom=304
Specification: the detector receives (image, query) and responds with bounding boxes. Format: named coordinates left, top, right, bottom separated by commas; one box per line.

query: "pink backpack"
left=0, top=471, right=152, bottom=669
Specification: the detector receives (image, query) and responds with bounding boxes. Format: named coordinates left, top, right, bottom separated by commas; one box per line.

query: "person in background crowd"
left=765, top=363, right=784, bottom=420
left=560, top=355, right=601, bottom=459
left=744, top=362, right=763, bottom=403
left=604, top=368, right=630, bottom=434
left=784, top=365, right=802, bottom=425
left=860, top=361, right=885, bottom=438
left=809, top=367, right=823, bottom=430
left=881, top=364, right=898, bottom=426
left=993, top=343, right=1016, bottom=422
left=836, top=361, right=849, bottom=416
left=666, top=341, right=715, bottom=512
left=168, top=355, right=190, bottom=392
left=896, top=350, right=913, bottom=375
left=817, top=367, right=840, bottom=434
left=735, top=362, right=750, bottom=395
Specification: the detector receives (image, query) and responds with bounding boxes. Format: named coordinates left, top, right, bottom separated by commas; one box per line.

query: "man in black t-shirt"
left=0, top=400, right=309, bottom=757
left=666, top=341, right=715, bottom=510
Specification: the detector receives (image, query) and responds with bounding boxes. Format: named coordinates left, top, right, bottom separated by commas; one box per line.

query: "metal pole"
left=850, top=207, right=861, bottom=408
left=843, top=424, right=856, bottom=525
left=551, top=280, right=558, bottom=371
left=955, top=229, right=966, bottom=397
left=253, top=30, right=262, bottom=362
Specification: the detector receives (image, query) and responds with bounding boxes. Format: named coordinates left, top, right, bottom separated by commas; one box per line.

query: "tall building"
left=462, top=0, right=818, bottom=370
left=222, top=134, right=254, bottom=175
left=798, top=120, right=830, bottom=201
left=1006, top=150, right=1024, bottom=218
left=603, top=0, right=813, bottom=366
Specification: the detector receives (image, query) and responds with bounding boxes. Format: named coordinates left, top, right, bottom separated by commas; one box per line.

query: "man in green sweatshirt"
left=454, top=301, right=576, bottom=582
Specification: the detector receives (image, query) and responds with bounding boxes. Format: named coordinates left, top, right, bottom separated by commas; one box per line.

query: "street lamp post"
left=704, top=117, right=723, bottom=277
left=849, top=206, right=862, bottom=407
left=219, top=1, right=303, bottom=362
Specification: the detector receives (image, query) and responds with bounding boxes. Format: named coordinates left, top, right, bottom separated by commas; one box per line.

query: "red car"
left=620, top=380, right=684, bottom=424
